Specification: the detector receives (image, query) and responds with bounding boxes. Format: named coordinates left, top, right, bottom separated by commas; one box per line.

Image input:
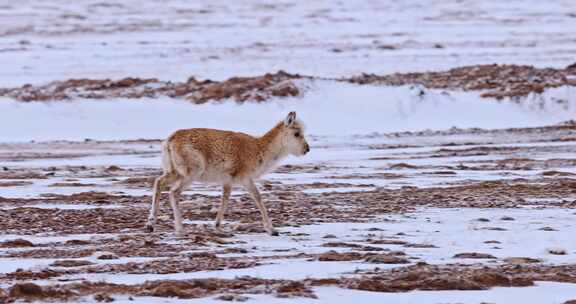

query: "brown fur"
left=145, top=112, right=309, bottom=236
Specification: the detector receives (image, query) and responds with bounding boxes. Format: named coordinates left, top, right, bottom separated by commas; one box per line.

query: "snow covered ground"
left=2, top=125, right=576, bottom=302
left=1, top=0, right=576, bottom=85
left=2, top=82, right=576, bottom=142
left=1, top=0, right=576, bottom=303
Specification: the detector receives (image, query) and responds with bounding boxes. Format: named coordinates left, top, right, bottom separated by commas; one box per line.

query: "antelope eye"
left=294, top=132, right=300, bottom=137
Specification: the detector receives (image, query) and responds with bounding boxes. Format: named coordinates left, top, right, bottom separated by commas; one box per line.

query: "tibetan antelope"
left=145, top=112, right=310, bottom=236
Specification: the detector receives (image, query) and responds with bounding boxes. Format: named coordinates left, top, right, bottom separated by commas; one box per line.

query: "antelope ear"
left=284, top=112, right=296, bottom=126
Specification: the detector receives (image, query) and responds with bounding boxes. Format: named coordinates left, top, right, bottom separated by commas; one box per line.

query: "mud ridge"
left=345, top=63, right=576, bottom=99
left=2, top=64, right=576, bottom=102
left=0, top=71, right=303, bottom=103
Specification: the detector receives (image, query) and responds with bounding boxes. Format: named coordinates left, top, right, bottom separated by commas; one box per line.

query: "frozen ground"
left=2, top=123, right=576, bottom=303
left=1, top=0, right=576, bottom=303
left=1, top=0, right=576, bottom=85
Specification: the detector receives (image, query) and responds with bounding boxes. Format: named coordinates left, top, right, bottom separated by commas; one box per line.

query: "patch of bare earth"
left=315, top=251, right=410, bottom=264
left=2, top=64, right=576, bottom=103
left=0, top=256, right=258, bottom=284
left=0, top=71, right=303, bottom=103
left=84, top=255, right=258, bottom=275
left=342, top=263, right=576, bottom=292
left=346, top=63, right=576, bottom=99
left=2, top=263, right=575, bottom=302
left=1, top=277, right=316, bottom=302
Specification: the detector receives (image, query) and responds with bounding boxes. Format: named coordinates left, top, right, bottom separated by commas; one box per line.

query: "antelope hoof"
left=145, top=224, right=154, bottom=233
left=268, top=229, right=279, bottom=236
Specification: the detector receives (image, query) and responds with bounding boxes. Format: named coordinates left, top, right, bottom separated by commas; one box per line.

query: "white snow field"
left=2, top=83, right=576, bottom=142
left=0, top=0, right=575, bottom=85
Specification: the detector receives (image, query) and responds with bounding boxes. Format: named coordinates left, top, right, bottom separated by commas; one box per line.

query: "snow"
left=0, top=258, right=62, bottom=276
left=1, top=0, right=576, bottom=85
left=302, top=187, right=375, bottom=194
left=377, top=208, right=576, bottom=264
left=2, top=83, right=576, bottom=143
left=0, top=234, right=108, bottom=244
left=0, top=203, right=123, bottom=210
left=229, top=207, right=576, bottom=265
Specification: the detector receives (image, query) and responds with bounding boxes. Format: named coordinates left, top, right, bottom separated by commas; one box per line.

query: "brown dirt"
left=2, top=64, right=575, bottom=103
left=364, top=254, right=410, bottom=264
left=5, top=248, right=95, bottom=259
left=1, top=277, right=316, bottom=302
left=315, top=251, right=409, bottom=263
left=346, top=63, right=576, bottom=99
left=0, top=170, right=48, bottom=179
left=316, top=251, right=364, bottom=261
left=503, top=257, right=542, bottom=264
left=3, top=269, right=64, bottom=281
left=0, top=181, right=33, bottom=187
left=51, top=260, right=95, bottom=267
left=93, top=293, right=114, bottom=302
left=0, top=71, right=303, bottom=103
left=84, top=256, right=258, bottom=275
left=453, top=252, right=497, bottom=259
left=322, top=242, right=387, bottom=252
left=7, top=282, right=77, bottom=302
left=0, top=239, right=34, bottom=248
left=342, top=263, right=576, bottom=292
left=0, top=288, right=6, bottom=302
left=3, top=263, right=575, bottom=302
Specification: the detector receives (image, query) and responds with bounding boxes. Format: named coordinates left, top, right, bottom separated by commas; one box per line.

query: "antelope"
left=145, top=112, right=310, bottom=236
